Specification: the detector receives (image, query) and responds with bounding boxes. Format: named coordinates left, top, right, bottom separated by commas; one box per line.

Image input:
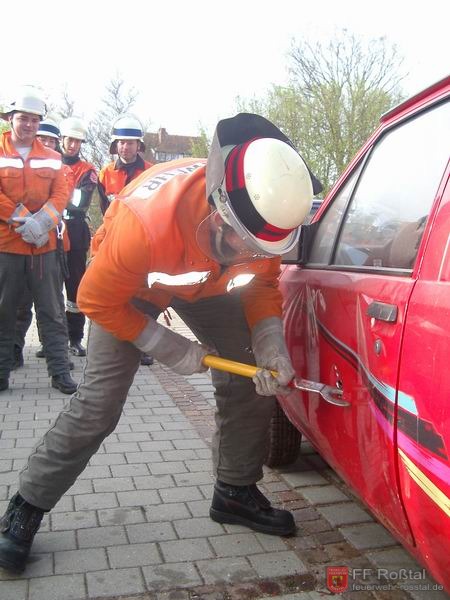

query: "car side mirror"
left=281, top=221, right=320, bottom=265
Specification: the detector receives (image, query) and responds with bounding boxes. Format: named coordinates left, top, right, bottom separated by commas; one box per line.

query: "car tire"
left=265, top=401, right=302, bottom=467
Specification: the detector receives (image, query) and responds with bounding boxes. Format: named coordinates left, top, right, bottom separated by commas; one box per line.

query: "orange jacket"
left=0, top=131, right=69, bottom=254
left=98, top=155, right=153, bottom=215
left=64, top=158, right=97, bottom=196
left=78, top=159, right=283, bottom=342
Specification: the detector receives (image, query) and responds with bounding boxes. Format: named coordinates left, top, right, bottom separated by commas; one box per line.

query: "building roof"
left=143, top=127, right=202, bottom=163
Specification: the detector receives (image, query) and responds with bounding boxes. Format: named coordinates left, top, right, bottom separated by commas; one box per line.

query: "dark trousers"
left=0, top=252, right=71, bottom=378
left=64, top=248, right=87, bottom=344
left=14, top=285, right=34, bottom=350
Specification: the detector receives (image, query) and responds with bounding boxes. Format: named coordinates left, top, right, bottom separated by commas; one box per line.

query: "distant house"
left=143, top=128, right=202, bottom=163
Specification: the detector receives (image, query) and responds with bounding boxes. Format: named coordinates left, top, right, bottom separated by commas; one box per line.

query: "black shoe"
left=140, top=353, right=154, bottom=366
left=35, top=348, right=73, bottom=369
left=0, top=492, right=44, bottom=573
left=210, top=481, right=296, bottom=536
left=0, top=378, right=9, bottom=392
left=69, top=341, right=86, bottom=357
left=51, top=373, right=77, bottom=395
left=12, top=346, right=24, bottom=370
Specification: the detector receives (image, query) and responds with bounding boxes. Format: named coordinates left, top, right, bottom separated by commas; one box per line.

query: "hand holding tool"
left=202, top=354, right=349, bottom=407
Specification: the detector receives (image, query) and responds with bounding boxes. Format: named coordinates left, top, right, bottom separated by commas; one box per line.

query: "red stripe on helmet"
left=225, top=138, right=260, bottom=192
left=256, top=223, right=295, bottom=242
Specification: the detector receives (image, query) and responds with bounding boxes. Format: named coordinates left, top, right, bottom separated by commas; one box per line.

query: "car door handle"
left=367, top=301, right=398, bottom=323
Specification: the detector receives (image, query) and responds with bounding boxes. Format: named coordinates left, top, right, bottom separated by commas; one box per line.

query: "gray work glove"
left=134, top=318, right=209, bottom=376
left=14, top=216, right=49, bottom=247
left=251, top=317, right=295, bottom=397
left=8, top=203, right=31, bottom=224
left=14, top=204, right=58, bottom=247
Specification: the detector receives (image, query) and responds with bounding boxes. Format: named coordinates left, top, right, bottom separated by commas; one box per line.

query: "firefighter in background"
left=60, top=117, right=97, bottom=357
left=0, top=87, right=76, bottom=395
left=98, top=114, right=154, bottom=366
left=13, top=118, right=73, bottom=368
left=98, top=114, right=152, bottom=215
left=0, top=113, right=323, bottom=572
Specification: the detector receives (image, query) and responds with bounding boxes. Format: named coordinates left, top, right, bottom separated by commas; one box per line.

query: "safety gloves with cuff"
left=251, top=317, right=295, bottom=396
left=134, top=318, right=209, bottom=376
left=13, top=203, right=60, bottom=248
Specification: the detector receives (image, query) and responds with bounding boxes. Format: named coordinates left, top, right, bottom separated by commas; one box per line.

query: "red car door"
left=279, top=92, right=449, bottom=548
left=394, top=169, right=450, bottom=586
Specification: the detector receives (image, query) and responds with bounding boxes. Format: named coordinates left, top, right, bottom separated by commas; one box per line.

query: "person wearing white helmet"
left=36, top=117, right=61, bottom=151
left=98, top=114, right=152, bottom=216
left=59, top=117, right=97, bottom=357
left=0, top=113, right=322, bottom=573
left=98, top=113, right=154, bottom=366
left=0, top=86, right=77, bottom=395
left=12, top=118, right=74, bottom=369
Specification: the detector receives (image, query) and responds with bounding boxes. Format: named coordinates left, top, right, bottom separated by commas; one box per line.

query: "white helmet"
left=109, top=114, right=145, bottom=154
left=0, top=85, right=47, bottom=119
left=200, top=113, right=322, bottom=262
left=60, top=117, right=87, bottom=141
left=37, top=117, right=60, bottom=139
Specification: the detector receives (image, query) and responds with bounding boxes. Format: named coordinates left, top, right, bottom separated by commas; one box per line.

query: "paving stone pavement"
left=0, top=315, right=448, bottom=600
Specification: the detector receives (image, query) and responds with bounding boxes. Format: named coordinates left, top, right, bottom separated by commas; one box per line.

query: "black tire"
left=265, top=401, right=302, bottom=467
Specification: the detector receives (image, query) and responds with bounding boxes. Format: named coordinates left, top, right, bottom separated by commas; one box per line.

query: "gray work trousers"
left=19, top=293, right=276, bottom=510
left=0, top=252, right=71, bottom=378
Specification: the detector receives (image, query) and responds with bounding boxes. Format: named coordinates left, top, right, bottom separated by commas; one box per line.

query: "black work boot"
left=69, top=341, right=86, bottom=357
left=51, top=373, right=77, bottom=395
left=140, top=352, right=154, bottom=366
left=0, top=493, right=44, bottom=573
left=35, top=346, right=45, bottom=358
left=210, top=480, right=296, bottom=536
left=0, top=378, right=9, bottom=392
left=12, top=346, right=24, bottom=370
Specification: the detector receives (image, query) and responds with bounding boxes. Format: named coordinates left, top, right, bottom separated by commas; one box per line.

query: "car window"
left=309, top=168, right=362, bottom=264
left=332, top=100, right=449, bottom=271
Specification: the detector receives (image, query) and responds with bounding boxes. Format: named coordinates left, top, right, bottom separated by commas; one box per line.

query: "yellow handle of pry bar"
left=202, top=354, right=278, bottom=379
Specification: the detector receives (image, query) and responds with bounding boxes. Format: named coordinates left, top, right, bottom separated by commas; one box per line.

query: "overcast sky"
left=2, top=0, right=448, bottom=136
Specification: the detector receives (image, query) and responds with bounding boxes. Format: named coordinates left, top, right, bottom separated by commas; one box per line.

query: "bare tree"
left=85, top=75, right=140, bottom=170
left=57, top=89, right=76, bottom=119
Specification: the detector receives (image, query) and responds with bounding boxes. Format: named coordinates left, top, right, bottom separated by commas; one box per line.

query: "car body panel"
left=280, top=268, right=415, bottom=543
left=278, top=75, right=450, bottom=590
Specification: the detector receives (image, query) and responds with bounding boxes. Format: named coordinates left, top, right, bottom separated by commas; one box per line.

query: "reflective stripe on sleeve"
left=42, top=201, right=61, bottom=224
left=71, top=189, right=82, bottom=207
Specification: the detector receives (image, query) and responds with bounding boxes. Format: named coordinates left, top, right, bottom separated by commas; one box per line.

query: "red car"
left=272, top=76, right=450, bottom=591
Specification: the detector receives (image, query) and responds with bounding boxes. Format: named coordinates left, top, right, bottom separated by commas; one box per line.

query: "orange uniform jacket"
left=97, top=155, right=153, bottom=215
left=78, top=159, right=283, bottom=342
left=64, top=159, right=97, bottom=198
left=0, top=131, right=69, bottom=254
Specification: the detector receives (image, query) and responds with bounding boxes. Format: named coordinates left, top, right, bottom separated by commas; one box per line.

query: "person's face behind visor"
left=196, top=205, right=273, bottom=266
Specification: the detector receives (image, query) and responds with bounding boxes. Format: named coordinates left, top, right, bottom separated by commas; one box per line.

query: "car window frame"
left=295, top=98, right=449, bottom=276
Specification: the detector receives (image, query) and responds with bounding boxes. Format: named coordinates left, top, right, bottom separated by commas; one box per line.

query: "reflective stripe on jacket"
left=0, top=131, right=69, bottom=254
left=63, top=158, right=97, bottom=215
left=78, top=158, right=283, bottom=342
